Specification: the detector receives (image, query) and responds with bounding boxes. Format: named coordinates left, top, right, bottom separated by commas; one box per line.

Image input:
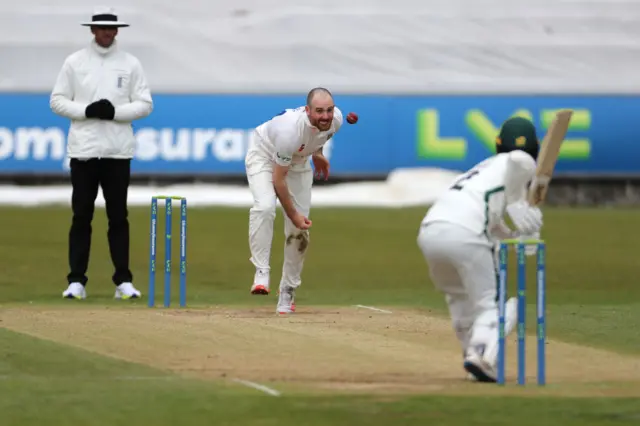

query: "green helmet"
left=495, top=116, right=540, bottom=160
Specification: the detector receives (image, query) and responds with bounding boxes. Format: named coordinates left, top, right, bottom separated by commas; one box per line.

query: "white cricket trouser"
left=246, top=153, right=313, bottom=290
left=417, top=221, right=498, bottom=355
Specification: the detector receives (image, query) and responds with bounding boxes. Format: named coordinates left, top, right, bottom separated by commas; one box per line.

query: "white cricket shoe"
left=114, top=282, right=142, bottom=299
left=276, top=286, right=296, bottom=314
left=464, top=347, right=497, bottom=383
left=463, top=297, right=518, bottom=383
left=461, top=349, right=477, bottom=381
left=63, top=282, right=86, bottom=299
left=251, top=269, right=270, bottom=295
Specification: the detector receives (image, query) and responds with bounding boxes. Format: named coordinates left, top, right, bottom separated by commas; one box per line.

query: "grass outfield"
left=1, top=205, right=639, bottom=425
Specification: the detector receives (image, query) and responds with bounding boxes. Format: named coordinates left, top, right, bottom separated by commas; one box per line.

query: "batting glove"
left=506, top=201, right=543, bottom=235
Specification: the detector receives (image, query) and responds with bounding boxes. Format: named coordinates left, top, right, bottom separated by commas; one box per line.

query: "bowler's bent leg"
left=247, top=170, right=277, bottom=294
left=277, top=169, right=313, bottom=313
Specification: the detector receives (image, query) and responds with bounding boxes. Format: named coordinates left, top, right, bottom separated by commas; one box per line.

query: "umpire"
left=50, top=7, right=153, bottom=300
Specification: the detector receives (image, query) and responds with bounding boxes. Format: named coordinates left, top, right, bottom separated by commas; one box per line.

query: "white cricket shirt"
left=422, top=151, right=537, bottom=240
left=247, top=106, right=343, bottom=173
left=50, top=40, right=153, bottom=159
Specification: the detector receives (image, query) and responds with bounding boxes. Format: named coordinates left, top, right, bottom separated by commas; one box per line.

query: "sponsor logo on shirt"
left=276, top=152, right=292, bottom=162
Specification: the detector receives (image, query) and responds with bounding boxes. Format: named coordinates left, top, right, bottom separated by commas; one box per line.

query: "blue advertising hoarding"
left=0, top=93, right=638, bottom=176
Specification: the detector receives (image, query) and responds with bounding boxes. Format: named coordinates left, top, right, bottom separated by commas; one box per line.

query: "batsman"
left=417, top=116, right=544, bottom=382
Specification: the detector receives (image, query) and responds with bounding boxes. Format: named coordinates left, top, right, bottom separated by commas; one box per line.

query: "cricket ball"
left=346, top=112, right=358, bottom=124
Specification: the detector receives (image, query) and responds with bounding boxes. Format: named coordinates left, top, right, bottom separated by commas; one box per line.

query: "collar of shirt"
left=90, top=39, right=118, bottom=57
left=302, top=111, right=313, bottom=129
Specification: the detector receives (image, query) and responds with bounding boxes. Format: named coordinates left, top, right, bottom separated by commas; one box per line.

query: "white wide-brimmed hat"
left=81, top=6, right=129, bottom=27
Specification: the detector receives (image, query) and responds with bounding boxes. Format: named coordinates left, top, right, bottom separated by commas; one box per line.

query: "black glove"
left=85, top=99, right=115, bottom=120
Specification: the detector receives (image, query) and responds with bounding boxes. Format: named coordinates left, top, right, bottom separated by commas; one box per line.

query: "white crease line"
left=232, top=378, right=281, bottom=397
left=353, top=305, right=393, bottom=314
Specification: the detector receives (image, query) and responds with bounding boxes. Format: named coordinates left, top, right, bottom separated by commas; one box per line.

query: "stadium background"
left=1, top=1, right=639, bottom=204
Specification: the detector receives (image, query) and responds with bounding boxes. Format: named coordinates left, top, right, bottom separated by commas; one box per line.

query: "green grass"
left=2, top=206, right=639, bottom=304
left=1, top=205, right=639, bottom=424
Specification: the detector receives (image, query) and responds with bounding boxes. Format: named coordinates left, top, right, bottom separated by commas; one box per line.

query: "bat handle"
left=528, top=176, right=551, bottom=206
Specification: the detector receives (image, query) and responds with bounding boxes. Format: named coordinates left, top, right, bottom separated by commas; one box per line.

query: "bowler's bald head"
left=306, top=87, right=333, bottom=106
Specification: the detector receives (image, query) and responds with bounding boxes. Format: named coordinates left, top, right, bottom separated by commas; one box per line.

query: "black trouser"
left=67, top=158, right=133, bottom=286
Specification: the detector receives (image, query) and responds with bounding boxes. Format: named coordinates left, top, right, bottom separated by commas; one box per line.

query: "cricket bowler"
left=244, top=87, right=358, bottom=314
left=417, top=116, right=543, bottom=382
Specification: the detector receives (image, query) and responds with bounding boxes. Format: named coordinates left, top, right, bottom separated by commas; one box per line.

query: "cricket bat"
left=527, top=109, right=573, bottom=206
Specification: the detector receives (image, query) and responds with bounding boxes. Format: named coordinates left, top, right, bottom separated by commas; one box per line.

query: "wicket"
left=148, top=195, right=187, bottom=308
left=497, top=238, right=546, bottom=386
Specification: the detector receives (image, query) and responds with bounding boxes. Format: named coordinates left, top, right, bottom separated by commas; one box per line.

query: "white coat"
left=50, top=40, right=153, bottom=159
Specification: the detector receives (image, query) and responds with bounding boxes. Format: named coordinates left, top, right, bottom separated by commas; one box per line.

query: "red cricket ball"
left=346, top=112, right=358, bottom=124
